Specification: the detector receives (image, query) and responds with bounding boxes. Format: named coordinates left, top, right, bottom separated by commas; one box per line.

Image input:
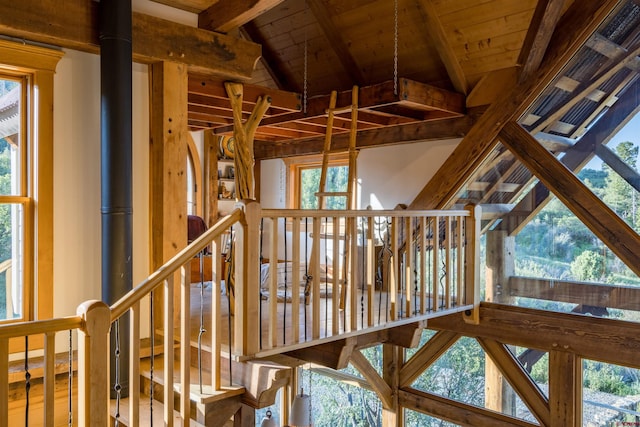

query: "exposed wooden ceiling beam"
left=198, top=0, right=286, bottom=33
left=0, top=0, right=260, bottom=80
left=409, top=0, right=621, bottom=210
left=399, top=388, right=539, bottom=427
left=307, top=0, right=366, bottom=85
left=517, top=0, right=565, bottom=83
left=428, top=302, right=640, bottom=369
left=499, top=121, right=640, bottom=277
left=500, top=77, right=640, bottom=235
left=350, top=350, right=393, bottom=409
left=254, top=114, right=475, bottom=159
left=415, top=0, right=468, bottom=94
left=509, top=276, right=640, bottom=311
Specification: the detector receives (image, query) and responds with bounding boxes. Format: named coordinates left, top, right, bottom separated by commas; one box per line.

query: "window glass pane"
left=0, top=78, right=21, bottom=196
left=0, top=203, right=23, bottom=320
left=300, top=165, right=348, bottom=209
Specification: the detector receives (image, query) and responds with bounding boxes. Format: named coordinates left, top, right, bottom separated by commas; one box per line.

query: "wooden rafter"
left=428, top=302, right=640, bottom=369
left=517, top=0, right=565, bottom=83
left=499, top=76, right=640, bottom=235
left=416, top=0, right=468, bottom=94
left=198, top=0, right=286, bottom=33
left=477, top=338, right=550, bottom=427
left=499, top=121, right=640, bottom=277
left=239, top=25, right=288, bottom=91
left=0, top=0, right=260, bottom=80
left=308, top=0, right=366, bottom=85
left=409, top=0, right=621, bottom=210
left=509, top=276, right=640, bottom=311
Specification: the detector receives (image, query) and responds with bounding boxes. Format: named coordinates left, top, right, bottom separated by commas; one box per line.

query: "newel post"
left=77, top=300, right=111, bottom=426
left=463, top=204, right=481, bottom=324
left=234, top=200, right=261, bottom=356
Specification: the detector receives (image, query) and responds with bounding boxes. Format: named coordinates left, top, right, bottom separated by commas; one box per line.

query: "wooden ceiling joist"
left=198, top=0, right=287, bottom=33
left=0, top=0, right=260, bottom=80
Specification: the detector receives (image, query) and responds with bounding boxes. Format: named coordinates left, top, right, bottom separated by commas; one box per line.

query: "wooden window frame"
left=286, top=153, right=349, bottom=209
left=0, top=40, right=63, bottom=351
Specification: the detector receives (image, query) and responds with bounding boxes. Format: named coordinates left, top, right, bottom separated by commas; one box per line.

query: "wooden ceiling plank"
left=510, top=276, right=640, bottom=311
left=409, top=0, right=621, bottom=210
left=242, top=21, right=302, bottom=92
left=517, top=0, right=565, bottom=83
left=477, top=338, right=550, bottom=427
left=0, top=0, right=259, bottom=80
left=308, top=0, right=366, bottom=85
left=429, top=302, right=640, bottom=369
left=255, top=114, right=476, bottom=160
left=416, top=0, right=469, bottom=94
left=189, top=74, right=302, bottom=111
left=501, top=76, right=640, bottom=235
left=500, top=121, right=640, bottom=277
left=399, top=388, right=539, bottom=427
left=198, top=0, right=287, bottom=33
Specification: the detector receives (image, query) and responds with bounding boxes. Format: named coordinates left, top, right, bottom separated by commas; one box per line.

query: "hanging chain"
left=68, top=330, right=73, bottom=426
left=113, top=319, right=122, bottom=426
left=393, top=0, right=399, bottom=96
left=25, top=336, right=30, bottom=427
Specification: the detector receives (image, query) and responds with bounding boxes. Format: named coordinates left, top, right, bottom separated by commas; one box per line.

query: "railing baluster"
left=163, top=277, right=174, bottom=427
left=292, top=218, right=301, bottom=344
left=212, top=236, right=222, bottom=391
left=405, top=216, right=414, bottom=318
left=269, top=217, right=278, bottom=349
left=149, top=291, right=155, bottom=426
left=312, top=216, right=321, bottom=339
left=349, top=216, right=358, bottom=332
left=445, top=216, right=452, bottom=309
left=180, top=265, right=190, bottom=427
left=367, top=216, right=374, bottom=328
left=420, top=217, right=427, bottom=315
left=389, top=217, right=398, bottom=321
left=25, top=336, right=30, bottom=426
left=68, top=330, right=73, bottom=427
left=129, top=302, right=140, bottom=427
left=432, top=216, right=440, bottom=312
left=332, top=216, right=340, bottom=335
left=44, top=331, right=55, bottom=427
left=457, top=215, right=464, bottom=307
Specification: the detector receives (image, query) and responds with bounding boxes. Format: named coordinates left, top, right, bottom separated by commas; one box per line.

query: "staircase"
left=0, top=200, right=481, bottom=426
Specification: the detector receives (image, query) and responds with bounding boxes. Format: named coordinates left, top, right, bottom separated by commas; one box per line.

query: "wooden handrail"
left=261, top=208, right=470, bottom=218
left=111, top=208, right=244, bottom=320
left=0, top=315, right=83, bottom=339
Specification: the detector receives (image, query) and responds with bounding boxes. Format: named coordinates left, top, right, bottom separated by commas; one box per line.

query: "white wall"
left=53, top=49, right=150, bottom=321
left=260, top=139, right=460, bottom=210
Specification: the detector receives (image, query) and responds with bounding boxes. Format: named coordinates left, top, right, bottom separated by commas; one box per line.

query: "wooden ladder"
left=306, top=86, right=359, bottom=313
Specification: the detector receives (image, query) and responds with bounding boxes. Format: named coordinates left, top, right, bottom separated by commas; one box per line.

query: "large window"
left=0, top=76, right=26, bottom=321
left=0, top=40, right=62, bottom=329
left=289, top=154, right=349, bottom=209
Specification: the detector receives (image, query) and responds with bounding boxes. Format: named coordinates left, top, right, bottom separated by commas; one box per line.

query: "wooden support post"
left=485, top=230, right=516, bottom=415
left=235, top=200, right=261, bottom=357
left=234, top=404, right=256, bottom=427
left=150, top=61, right=188, bottom=327
left=382, top=344, right=402, bottom=427
left=77, top=300, right=111, bottom=427
left=549, top=351, right=582, bottom=427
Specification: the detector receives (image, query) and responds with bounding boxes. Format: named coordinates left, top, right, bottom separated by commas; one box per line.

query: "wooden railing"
left=0, top=201, right=480, bottom=426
